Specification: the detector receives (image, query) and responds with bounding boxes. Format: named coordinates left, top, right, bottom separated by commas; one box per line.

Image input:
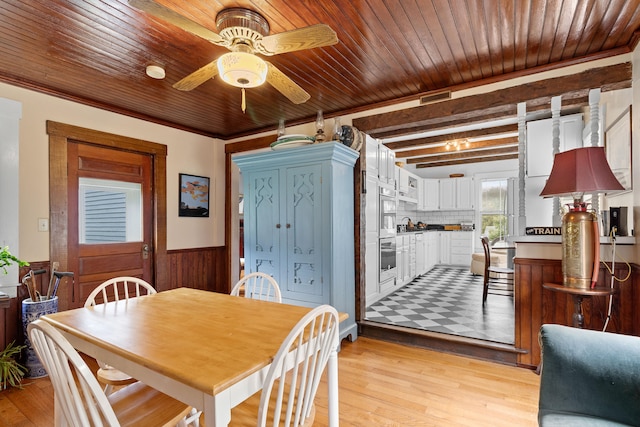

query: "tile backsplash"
left=396, top=200, right=474, bottom=225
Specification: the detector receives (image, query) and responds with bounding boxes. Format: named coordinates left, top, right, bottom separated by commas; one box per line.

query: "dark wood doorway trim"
left=47, top=121, right=168, bottom=310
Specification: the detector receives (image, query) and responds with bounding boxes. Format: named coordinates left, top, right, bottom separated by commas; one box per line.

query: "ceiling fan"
left=129, top=0, right=339, bottom=111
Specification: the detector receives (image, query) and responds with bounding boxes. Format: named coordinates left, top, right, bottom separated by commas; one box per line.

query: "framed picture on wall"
left=179, top=173, right=210, bottom=217
left=605, top=106, right=632, bottom=192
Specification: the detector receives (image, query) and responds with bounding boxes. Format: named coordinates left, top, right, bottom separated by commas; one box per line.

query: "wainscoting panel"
left=1, top=247, right=228, bottom=351
left=165, top=246, right=227, bottom=292
left=515, top=257, right=639, bottom=369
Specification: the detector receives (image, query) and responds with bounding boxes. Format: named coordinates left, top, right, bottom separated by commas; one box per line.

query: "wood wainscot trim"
left=166, top=247, right=227, bottom=293
left=514, top=257, right=639, bottom=369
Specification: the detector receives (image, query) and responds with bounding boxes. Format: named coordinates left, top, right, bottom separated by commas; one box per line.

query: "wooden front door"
left=48, top=121, right=168, bottom=311
left=67, top=142, right=153, bottom=305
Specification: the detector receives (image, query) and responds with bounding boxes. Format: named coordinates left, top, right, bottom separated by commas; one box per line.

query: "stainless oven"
left=379, top=187, right=396, bottom=237
left=379, top=237, right=397, bottom=283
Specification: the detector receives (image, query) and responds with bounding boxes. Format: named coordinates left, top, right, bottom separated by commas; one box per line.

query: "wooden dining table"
left=40, top=287, right=341, bottom=426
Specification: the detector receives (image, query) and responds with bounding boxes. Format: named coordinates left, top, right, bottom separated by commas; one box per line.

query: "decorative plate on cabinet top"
left=270, top=135, right=315, bottom=150
left=277, top=134, right=308, bottom=140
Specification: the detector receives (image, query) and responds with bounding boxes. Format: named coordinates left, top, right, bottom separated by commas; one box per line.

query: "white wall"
left=0, top=82, right=225, bottom=267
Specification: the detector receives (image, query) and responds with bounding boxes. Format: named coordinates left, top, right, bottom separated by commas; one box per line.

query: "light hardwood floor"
left=0, top=337, right=540, bottom=426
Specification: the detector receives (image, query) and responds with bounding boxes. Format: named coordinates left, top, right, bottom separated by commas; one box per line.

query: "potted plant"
left=0, top=341, right=26, bottom=389
left=0, top=246, right=29, bottom=274
left=0, top=246, right=28, bottom=389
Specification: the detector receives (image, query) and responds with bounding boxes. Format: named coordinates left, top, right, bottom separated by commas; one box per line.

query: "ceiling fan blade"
left=265, top=62, right=310, bottom=104
left=128, top=0, right=226, bottom=46
left=173, top=61, right=219, bottom=91
left=258, top=24, right=338, bottom=55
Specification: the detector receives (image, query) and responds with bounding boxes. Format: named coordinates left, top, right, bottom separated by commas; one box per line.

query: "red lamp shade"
left=539, top=147, right=624, bottom=197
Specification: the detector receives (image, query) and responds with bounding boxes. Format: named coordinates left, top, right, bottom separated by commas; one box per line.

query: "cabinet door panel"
left=285, top=164, right=323, bottom=300
left=245, top=170, right=280, bottom=277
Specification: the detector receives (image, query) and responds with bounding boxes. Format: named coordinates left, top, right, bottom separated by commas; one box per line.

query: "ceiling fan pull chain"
left=241, top=88, right=246, bottom=113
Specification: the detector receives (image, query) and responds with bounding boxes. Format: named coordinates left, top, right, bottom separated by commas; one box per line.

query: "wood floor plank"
left=0, top=337, right=539, bottom=426
left=313, top=337, right=540, bottom=426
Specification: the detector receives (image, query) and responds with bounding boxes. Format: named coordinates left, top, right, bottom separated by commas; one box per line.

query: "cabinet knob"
left=276, top=224, right=281, bottom=228
left=286, top=224, right=291, bottom=229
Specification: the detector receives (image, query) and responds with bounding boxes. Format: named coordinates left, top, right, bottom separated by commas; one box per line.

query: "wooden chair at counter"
left=84, top=276, right=157, bottom=394
left=231, top=271, right=282, bottom=303
left=230, top=304, right=340, bottom=426
left=481, top=236, right=514, bottom=304
left=27, top=319, right=194, bottom=427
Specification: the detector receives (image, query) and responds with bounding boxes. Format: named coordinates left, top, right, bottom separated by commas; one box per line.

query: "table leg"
left=572, top=295, right=585, bottom=329
left=328, top=348, right=339, bottom=426
left=211, top=392, right=232, bottom=426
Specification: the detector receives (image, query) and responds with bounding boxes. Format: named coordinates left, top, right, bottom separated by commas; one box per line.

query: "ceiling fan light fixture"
left=217, top=52, right=267, bottom=88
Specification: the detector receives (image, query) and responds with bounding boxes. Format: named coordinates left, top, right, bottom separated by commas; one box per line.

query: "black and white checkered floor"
left=365, top=266, right=514, bottom=344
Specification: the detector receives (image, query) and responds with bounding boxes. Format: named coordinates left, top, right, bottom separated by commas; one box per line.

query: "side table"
left=542, top=283, right=616, bottom=328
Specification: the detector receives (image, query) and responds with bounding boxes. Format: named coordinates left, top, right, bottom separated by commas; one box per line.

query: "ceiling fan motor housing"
left=216, top=8, right=270, bottom=52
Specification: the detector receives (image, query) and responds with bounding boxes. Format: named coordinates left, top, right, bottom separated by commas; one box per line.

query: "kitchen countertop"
left=396, top=229, right=473, bottom=234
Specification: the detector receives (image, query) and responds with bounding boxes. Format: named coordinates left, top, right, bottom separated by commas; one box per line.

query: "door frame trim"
left=47, top=121, right=168, bottom=310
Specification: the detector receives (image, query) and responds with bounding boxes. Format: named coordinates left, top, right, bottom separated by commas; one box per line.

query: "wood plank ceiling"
left=0, top=1, right=638, bottom=166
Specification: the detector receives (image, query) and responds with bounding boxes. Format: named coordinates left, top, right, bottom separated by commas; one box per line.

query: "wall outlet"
left=38, top=218, right=49, bottom=232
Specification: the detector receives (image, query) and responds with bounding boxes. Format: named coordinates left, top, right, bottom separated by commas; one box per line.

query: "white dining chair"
left=84, top=276, right=157, bottom=394
left=27, top=319, right=195, bottom=427
left=230, top=304, right=340, bottom=426
left=230, top=272, right=282, bottom=303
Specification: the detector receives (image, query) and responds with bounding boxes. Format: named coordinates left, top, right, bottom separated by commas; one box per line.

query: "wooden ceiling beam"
left=397, top=136, right=519, bottom=158
left=386, top=124, right=518, bottom=150
left=353, top=62, right=631, bottom=137
left=380, top=94, right=589, bottom=143
left=406, top=145, right=518, bottom=164
left=415, top=153, right=519, bottom=168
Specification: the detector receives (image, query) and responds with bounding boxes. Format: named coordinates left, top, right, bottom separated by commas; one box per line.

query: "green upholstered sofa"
left=538, top=324, right=640, bottom=426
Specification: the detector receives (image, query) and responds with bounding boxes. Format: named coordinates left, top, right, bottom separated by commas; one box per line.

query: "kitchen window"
left=479, top=179, right=508, bottom=242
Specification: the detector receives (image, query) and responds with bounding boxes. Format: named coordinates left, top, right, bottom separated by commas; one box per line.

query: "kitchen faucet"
left=401, top=216, right=414, bottom=228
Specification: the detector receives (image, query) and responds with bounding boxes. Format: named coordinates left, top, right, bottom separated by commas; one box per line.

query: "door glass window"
left=79, top=178, right=142, bottom=244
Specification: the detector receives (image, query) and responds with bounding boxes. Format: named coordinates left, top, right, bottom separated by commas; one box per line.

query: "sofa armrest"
left=538, top=324, right=640, bottom=425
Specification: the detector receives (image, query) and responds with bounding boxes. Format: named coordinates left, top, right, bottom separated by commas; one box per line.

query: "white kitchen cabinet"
left=439, top=179, right=456, bottom=210
left=365, top=238, right=379, bottom=303
left=364, top=170, right=380, bottom=305
left=422, top=179, right=440, bottom=210
left=449, top=231, right=473, bottom=266
left=439, top=232, right=451, bottom=264
left=425, top=232, right=438, bottom=271
left=408, top=234, right=416, bottom=279
left=439, top=177, right=475, bottom=210
left=526, top=113, right=584, bottom=177
left=235, top=142, right=359, bottom=342
left=415, top=233, right=425, bottom=276
left=397, top=167, right=409, bottom=194
left=396, top=235, right=404, bottom=285
left=456, top=177, right=475, bottom=209
left=364, top=173, right=379, bottom=235
left=378, top=143, right=396, bottom=188
left=397, top=167, right=418, bottom=202
left=396, top=234, right=415, bottom=286
left=365, top=133, right=378, bottom=174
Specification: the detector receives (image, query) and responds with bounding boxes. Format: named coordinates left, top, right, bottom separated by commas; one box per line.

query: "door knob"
left=142, top=244, right=150, bottom=259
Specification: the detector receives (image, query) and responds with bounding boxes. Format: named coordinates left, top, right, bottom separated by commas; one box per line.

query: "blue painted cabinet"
left=234, top=142, right=359, bottom=342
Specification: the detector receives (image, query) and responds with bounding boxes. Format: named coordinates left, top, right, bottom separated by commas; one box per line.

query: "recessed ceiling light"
left=146, top=64, right=165, bottom=79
